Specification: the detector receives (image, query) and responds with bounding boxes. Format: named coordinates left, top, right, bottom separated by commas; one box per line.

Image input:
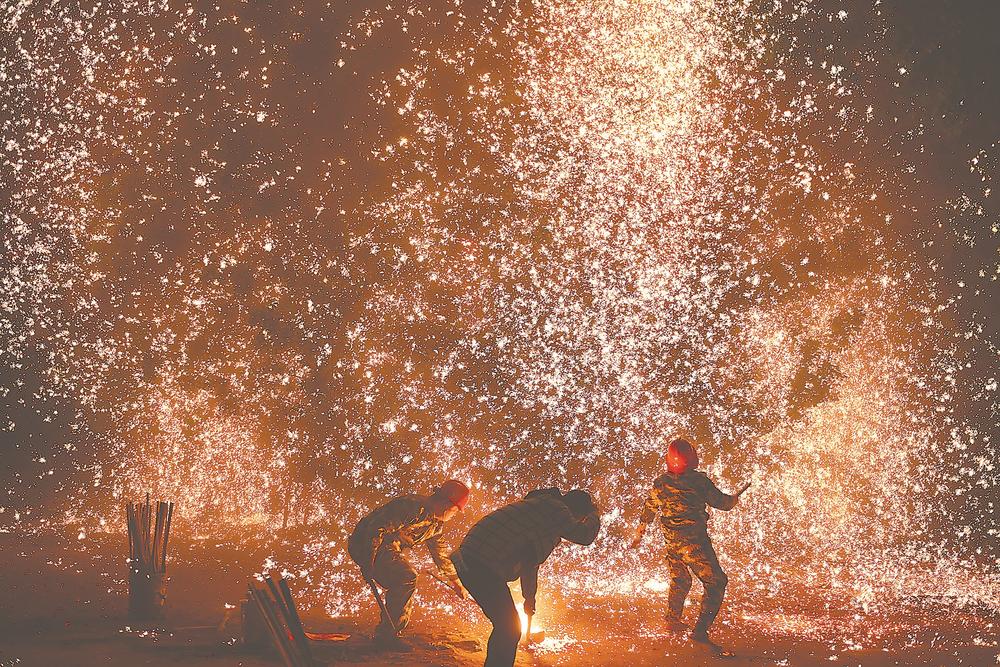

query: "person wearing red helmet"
left=630, top=438, right=750, bottom=656
left=348, top=479, right=471, bottom=643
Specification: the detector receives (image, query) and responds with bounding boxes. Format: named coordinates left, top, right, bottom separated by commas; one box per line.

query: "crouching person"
left=348, top=480, right=471, bottom=643
left=451, top=488, right=601, bottom=667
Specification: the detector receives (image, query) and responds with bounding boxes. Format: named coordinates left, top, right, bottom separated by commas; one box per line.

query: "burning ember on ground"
left=1, top=0, right=998, bottom=665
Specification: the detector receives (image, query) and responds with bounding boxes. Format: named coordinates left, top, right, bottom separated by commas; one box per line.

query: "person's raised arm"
left=703, top=475, right=749, bottom=511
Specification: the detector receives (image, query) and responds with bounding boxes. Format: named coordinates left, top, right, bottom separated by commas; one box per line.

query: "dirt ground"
left=1, top=527, right=996, bottom=666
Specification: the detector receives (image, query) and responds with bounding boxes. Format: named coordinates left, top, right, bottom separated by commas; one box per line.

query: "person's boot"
left=373, top=624, right=411, bottom=651
left=663, top=612, right=689, bottom=634
left=690, top=628, right=734, bottom=658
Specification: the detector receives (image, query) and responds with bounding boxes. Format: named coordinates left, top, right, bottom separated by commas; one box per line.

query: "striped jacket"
left=452, top=491, right=600, bottom=582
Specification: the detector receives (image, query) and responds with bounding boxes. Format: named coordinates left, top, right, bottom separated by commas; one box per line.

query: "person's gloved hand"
left=450, top=579, right=469, bottom=600
left=360, top=555, right=377, bottom=581
left=523, top=597, right=536, bottom=616
left=628, top=530, right=644, bottom=549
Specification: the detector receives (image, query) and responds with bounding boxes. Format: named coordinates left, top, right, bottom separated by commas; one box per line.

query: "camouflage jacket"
left=350, top=494, right=459, bottom=582
left=638, top=470, right=738, bottom=533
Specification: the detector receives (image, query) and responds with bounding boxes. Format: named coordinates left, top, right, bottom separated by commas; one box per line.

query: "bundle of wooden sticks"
left=246, top=575, right=314, bottom=667
left=126, top=495, right=174, bottom=574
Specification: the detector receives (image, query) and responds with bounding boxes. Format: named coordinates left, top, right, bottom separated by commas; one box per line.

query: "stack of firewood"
left=125, top=495, right=174, bottom=620
left=246, top=575, right=314, bottom=667
left=126, top=495, right=174, bottom=573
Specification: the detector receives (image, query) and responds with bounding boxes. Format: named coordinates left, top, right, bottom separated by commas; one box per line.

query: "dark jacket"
left=453, top=492, right=600, bottom=582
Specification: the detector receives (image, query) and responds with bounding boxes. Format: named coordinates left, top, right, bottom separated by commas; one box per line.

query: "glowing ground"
left=2, top=527, right=995, bottom=666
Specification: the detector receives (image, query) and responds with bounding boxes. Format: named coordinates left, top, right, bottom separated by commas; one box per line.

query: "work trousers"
left=452, top=554, right=520, bottom=667
left=663, top=527, right=728, bottom=634
left=348, top=541, right=418, bottom=634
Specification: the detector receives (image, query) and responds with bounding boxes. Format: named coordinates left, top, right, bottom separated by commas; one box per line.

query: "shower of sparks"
left=2, top=0, right=997, bottom=648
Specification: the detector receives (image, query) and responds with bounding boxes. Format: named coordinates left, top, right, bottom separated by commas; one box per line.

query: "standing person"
left=450, top=488, right=601, bottom=667
left=348, top=479, right=471, bottom=643
left=630, top=437, right=750, bottom=656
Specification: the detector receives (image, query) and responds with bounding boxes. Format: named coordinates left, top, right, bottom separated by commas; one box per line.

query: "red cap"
left=435, top=479, right=470, bottom=510
left=665, top=438, right=698, bottom=474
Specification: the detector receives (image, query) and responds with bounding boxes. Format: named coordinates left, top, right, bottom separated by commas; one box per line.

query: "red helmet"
left=665, top=438, right=698, bottom=474
left=435, top=479, right=471, bottom=510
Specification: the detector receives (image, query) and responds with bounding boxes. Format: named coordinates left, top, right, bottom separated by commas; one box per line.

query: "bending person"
left=348, top=479, right=470, bottom=644
left=451, top=487, right=601, bottom=667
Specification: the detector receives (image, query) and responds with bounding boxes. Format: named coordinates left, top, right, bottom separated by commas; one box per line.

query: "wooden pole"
left=277, top=577, right=314, bottom=664
left=251, top=584, right=304, bottom=667
left=365, top=577, right=396, bottom=634
left=249, top=586, right=297, bottom=667
left=161, top=501, right=173, bottom=572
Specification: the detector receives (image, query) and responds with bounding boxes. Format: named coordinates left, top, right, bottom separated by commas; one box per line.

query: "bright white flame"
left=516, top=603, right=537, bottom=638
